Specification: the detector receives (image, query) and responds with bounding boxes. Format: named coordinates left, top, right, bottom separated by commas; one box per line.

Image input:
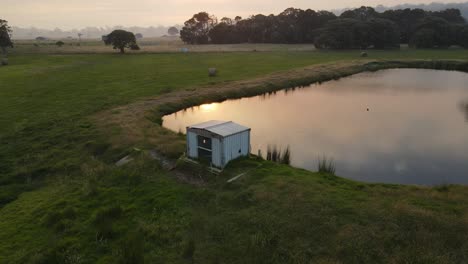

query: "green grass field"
left=1, top=48, right=468, bottom=263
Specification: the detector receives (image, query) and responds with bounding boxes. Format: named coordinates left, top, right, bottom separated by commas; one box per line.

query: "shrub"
left=55, top=41, right=65, bottom=47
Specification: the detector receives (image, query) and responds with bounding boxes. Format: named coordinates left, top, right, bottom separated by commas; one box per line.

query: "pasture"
left=1, top=47, right=468, bottom=263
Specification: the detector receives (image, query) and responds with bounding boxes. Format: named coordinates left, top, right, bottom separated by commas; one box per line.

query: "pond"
left=163, top=69, right=468, bottom=185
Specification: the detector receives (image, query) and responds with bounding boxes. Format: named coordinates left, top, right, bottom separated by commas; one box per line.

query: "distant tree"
left=77, top=33, right=83, bottom=45
left=0, top=19, right=13, bottom=56
left=55, top=41, right=65, bottom=47
left=167, top=27, right=179, bottom=36
left=209, top=22, right=239, bottom=44
left=340, top=6, right=379, bottom=21
left=315, top=19, right=365, bottom=49
left=410, top=16, right=453, bottom=48
left=315, top=18, right=399, bottom=49
left=180, top=12, right=216, bottom=44
left=368, top=18, right=400, bottom=49
left=432, top=8, right=466, bottom=24
left=410, top=29, right=437, bottom=48
left=456, top=25, right=468, bottom=48
left=104, top=30, right=138, bottom=53
left=278, top=8, right=309, bottom=43
left=381, top=8, right=427, bottom=43
left=220, top=17, right=233, bottom=25
left=235, top=14, right=271, bottom=43
left=130, top=43, right=140, bottom=50
left=135, top=33, right=143, bottom=39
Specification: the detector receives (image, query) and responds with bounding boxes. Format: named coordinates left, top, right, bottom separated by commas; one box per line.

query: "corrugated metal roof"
left=188, top=120, right=250, bottom=137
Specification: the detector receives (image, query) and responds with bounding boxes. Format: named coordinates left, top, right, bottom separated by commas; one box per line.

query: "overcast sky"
left=3, top=0, right=464, bottom=29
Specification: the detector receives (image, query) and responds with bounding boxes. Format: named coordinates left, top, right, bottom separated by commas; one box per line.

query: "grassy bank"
left=1, top=155, right=467, bottom=263
left=96, top=59, right=468, bottom=160
left=1, top=49, right=468, bottom=262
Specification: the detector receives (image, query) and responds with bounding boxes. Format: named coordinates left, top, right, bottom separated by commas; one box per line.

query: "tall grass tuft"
left=271, top=146, right=280, bottom=162
left=281, top=146, right=291, bottom=165
left=318, top=156, right=336, bottom=175
left=265, top=145, right=291, bottom=165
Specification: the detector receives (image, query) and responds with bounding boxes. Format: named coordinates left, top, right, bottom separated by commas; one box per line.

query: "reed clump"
left=266, top=145, right=291, bottom=165
left=318, top=156, right=336, bottom=175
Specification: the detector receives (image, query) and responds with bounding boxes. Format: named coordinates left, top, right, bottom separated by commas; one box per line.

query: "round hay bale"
left=361, top=52, right=368, bottom=57
left=208, top=68, right=217, bottom=77
left=1, top=58, right=8, bottom=66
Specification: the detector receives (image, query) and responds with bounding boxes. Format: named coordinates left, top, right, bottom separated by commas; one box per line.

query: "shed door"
left=197, top=135, right=212, bottom=163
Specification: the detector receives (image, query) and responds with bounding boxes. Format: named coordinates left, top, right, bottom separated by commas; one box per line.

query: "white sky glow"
left=3, top=0, right=465, bottom=29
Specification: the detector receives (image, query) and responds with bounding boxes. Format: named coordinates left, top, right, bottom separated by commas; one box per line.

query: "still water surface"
left=163, top=69, right=468, bottom=185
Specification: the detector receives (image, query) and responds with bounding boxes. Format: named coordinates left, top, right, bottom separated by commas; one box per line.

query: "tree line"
left=180, top=7, right=468, bottom=49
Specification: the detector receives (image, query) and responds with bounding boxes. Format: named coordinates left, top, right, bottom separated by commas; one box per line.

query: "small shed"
left=186, top=120, right=251, bottom=168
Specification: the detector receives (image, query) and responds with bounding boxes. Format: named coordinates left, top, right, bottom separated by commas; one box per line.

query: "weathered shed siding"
left=212, top=138, right=222, bottom=167
left=187, top=131, right=198, bottom=158
left=222, top=131, right=250, bottom=167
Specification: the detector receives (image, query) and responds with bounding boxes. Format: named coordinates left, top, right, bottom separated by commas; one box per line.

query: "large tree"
left=410, top=16, right=454, bottom=48
left=209, top=22, right=239, bottom=44
left=368, top=18, right=400, bottom=49
left=167, top=27, right=179, bottom=36
left=432, top=8, right=466, bottom=24
left=104, top=30, right=138, bottom=53
left=456, top=25, right=468, bottom=48
left=314, top=19, right=367, bottom=49
left=314, top=18, right=400, bottom=49
left=0, top=19, right=13, bottom=56
left=340, top=6, right=379, bottom=21
left=381, top=8, right=427, bottom=43
left=180, top=12, right=216, bottom=44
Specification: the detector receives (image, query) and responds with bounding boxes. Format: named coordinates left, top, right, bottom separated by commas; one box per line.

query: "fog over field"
left=10, top=25, right=183, bottom=40
left=335, top=1, right=468, bottom=17
left=6, top=1, right=468, bottom=39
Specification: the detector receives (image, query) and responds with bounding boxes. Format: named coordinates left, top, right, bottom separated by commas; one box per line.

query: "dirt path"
left=91, top=59, right=468, bottom=157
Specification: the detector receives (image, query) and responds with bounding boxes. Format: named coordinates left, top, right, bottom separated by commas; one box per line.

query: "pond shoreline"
left=93, top=59, right=468, bottom=159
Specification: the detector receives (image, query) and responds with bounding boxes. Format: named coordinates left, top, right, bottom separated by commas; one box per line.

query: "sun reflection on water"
left=200, top=103, right=219, bottom=112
